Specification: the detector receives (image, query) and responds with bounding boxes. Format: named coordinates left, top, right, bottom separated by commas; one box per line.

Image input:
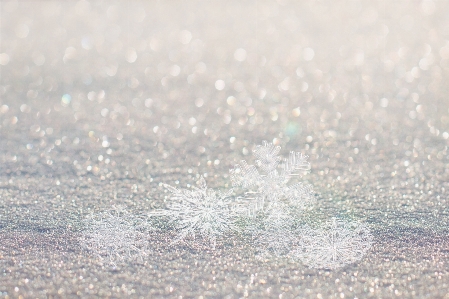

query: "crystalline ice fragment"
left=292, top=218, right=373, bottom=269
left=150, top=176, right=238, bottom=249
left=230, top=141, right=314, bottom=215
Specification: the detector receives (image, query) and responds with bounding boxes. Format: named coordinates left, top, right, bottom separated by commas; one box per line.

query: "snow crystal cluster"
left=79, top=141, right=373, bottom=269
left=230, top=141, right=315, bottom=258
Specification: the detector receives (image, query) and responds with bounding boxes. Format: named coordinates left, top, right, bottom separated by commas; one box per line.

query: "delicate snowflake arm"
left=162, top=183, right=179, bottom=195
left=217, top=188, right=234, bottom=200
left=285, top=182, right=314, bottom=206
left=197, top=176, right=207, bottom=190
left=253, top=141, right=282, bottom=173
left=149, top=185, right=197, bottom=219
left=263, top=202, right=294, bottom=228
left=162, top=183, right=202, bottom=203
left=230, top=160, right=261, bottom=189
left=282, top=151, right=310, bottom=177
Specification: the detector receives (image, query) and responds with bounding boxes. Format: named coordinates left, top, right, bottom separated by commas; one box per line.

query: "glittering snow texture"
left=1, top=1, right=449, bottom=298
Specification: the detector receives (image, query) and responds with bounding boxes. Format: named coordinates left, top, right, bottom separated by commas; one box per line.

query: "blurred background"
left=1, top=1, right=449, bottom=178
left=1, top=0, right=449, bottom=298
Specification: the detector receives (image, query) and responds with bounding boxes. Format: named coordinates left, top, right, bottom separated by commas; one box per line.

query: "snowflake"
left=230, top=141, right=314, bottom=215
left=250, top=202, right=297, bottom=257
left=80, top=206, right=149, bottom=267
left=150, top=176, right=238, bottom=249
left=292, top=218, right=373, bottom=269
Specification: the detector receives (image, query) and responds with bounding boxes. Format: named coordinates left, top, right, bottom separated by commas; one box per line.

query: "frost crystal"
left=80, top=206, right=148, bottom=266
left=151, top=176, right=238, bottom=249
left=250, top=202, right=297, bottom=257
left=230, top=141, right=314, bottom=215
left=292, top=218, right=373, bottom=269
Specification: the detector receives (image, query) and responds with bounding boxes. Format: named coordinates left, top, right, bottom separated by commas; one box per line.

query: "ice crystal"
left=292, top=218, right=373, bottom=269
left=150, top=176, right=238, bottom=249
left=80, top=206, right=148, bottom=266
left=230, top=141, right=314, bottom=215
left=250, top=202, right=297, bottom=257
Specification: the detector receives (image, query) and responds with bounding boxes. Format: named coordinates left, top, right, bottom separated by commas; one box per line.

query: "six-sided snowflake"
left=79, top=206, right=149, bottom=267
left=230, top=141, right=314, bottom=216
left=291, top=218, right=373, bottom=269
left=150, top=176, right=238, bottom=249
